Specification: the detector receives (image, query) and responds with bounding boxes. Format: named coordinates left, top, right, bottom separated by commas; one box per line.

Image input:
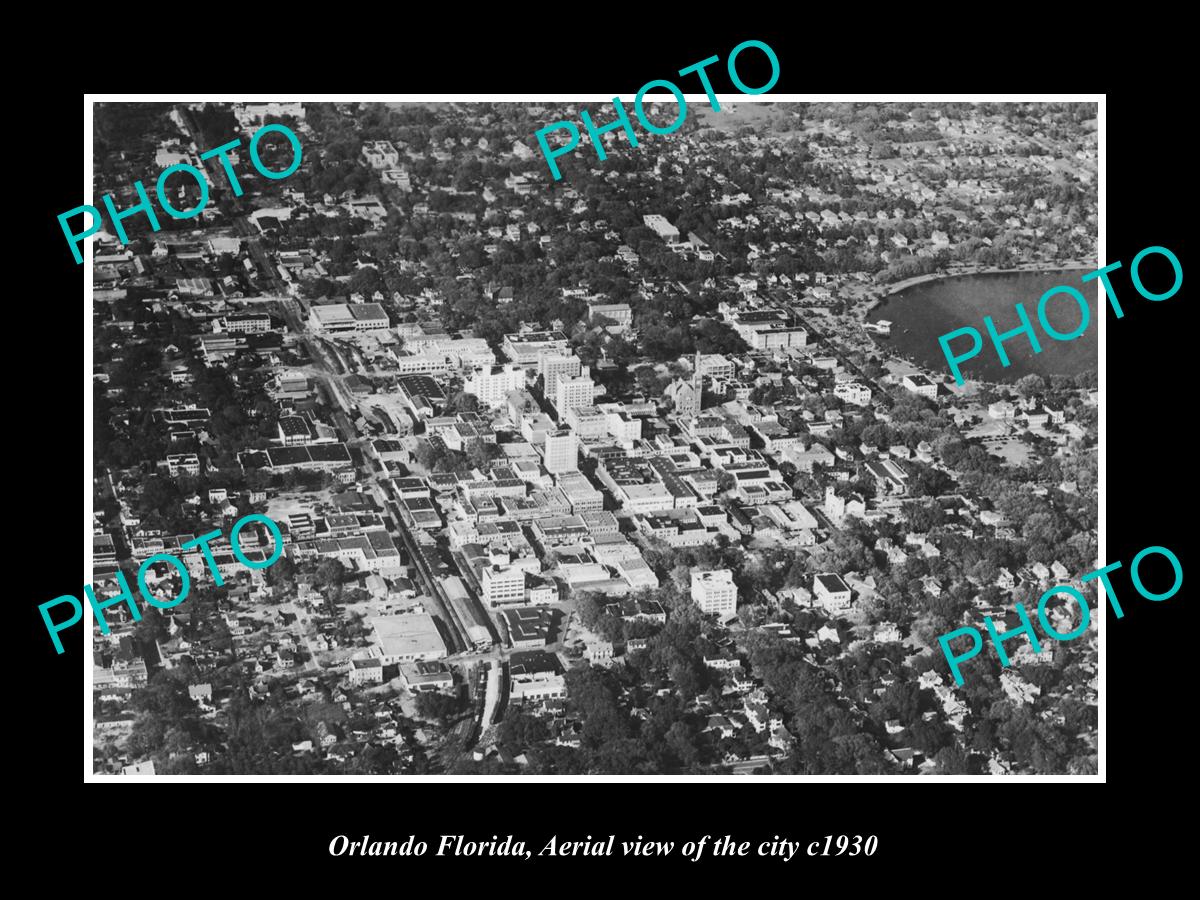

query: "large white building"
left=503, top=331, right=570, bottom=365
left=362, top=140, right=400, bottom=169
left=834, top=381, right=872, bottom=406
left=727, top=311, right=807, bottom=350
left=644, top=214, right=680, bottom=241
left=465, top=364, right=525, bottom=408
left=423, top=337, right=496, bottom=371
left=216, top=313, right=271, bottom=334
left=813, top=573, right=852, bottom=611
left=749, top=325, right=808, bottom=350
left=565, top=404, right=608, bottom=438
left=235, top=102, right=305, bottom=128
left=482, top=565, right=526, bottom=608
left=556, top=374, right=595, bottom=417
left=697, top=354, right=735, bottom=379
left=539, top=354, right=583, bottom=399
left=691, top=569, right=738, bottom=616
left=557, top=471, right=604, bottom=512
left=604, top=410, right=641, bottom=446
left=510, top=672, right=567, bottom=704
left=308, top=303, right=390, bottom=335
left=588, top=303, right=633, bottom=329
left=543, top=429, right=578, bottom=474
left=902, top=373, right=939, bottom=399
left=369, top=613, right=448, bottom=664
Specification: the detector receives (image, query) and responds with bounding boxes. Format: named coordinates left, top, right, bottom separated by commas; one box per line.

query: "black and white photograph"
left=78, top=96, right=1107, bottom=778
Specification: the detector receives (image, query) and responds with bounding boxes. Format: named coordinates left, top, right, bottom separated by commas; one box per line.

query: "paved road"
left=375, top=478, right=471, bottom=655
left=174, top=104, right=283, bottom=295
left=228, top=215, right=514, bottom=763
left=233, top=216, right=282, bottom=292
left=781, top=301, right=895, bottom=410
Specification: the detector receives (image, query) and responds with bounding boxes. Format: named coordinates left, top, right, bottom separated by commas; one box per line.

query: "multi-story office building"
left=556, top=374, right=594, bottom=417
left=543, top=429, right=578, bottom=474
left=465, top=364, right=525, bottom=408
left=216, top=313, right=271, bottom=334
left=503, top=331, right=570, bottom=365
left=691, top=569, right=738, bottom=616
left=539, top=354, right=583, bottom=399
left=482, top=565, right=526, bottom=608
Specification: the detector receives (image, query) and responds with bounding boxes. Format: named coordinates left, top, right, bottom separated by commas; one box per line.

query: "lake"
left=868, top=270, right=1099, bottom=383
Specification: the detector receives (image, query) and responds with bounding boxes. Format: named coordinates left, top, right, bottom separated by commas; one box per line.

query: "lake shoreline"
left=866, top=262, right=1097, bottom=313
left=864, top=265, right=1099, bottom=384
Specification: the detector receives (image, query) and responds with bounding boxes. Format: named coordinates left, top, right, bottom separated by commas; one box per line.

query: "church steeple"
left=693, top=349, right=703, bottom=412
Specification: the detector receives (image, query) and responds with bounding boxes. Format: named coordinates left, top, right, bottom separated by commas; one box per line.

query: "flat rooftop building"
left=502, top=331, right=570, bottom=365
left=369, top=613, right=448, bottom=663
left=309, top=302, right=390, bottom=334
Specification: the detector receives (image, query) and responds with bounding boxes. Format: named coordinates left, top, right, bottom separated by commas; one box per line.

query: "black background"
left=20, top=21, right=1191, bottom=882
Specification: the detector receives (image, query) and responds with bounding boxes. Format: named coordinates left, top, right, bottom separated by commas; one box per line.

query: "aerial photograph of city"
left=88, top=99, right=1099, bottom=777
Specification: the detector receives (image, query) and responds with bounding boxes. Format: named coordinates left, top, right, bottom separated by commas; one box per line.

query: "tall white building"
left=540, top=354, right=583, bottom=400
left=556, top=374, right=595, bottom=418
left=482, top=565, right=526, bottom=608
left=543, top=429, right=578, bottom=474
left=465, top=364, right=525, bottom=408
left=691, top=569, right=738, bottom=616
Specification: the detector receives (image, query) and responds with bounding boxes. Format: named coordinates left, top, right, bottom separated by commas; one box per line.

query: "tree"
left=934, top=744, right=971, bottom=774
left=498, top=709, right=549, bottom=748
left=448, top=392, right=480, bottom=413
left=315, top=559, right=346, bottom=589
left=138, top=475, right=182, bottom=518
left=415, top=689, right=463, bottom=724
left=574, top=592, right=605, bottom=629
left=346, top=743, right=402, bottom=774
left=1015, top=373, right=1046, bottom=398
left=269, top=556, right=296, bottom=586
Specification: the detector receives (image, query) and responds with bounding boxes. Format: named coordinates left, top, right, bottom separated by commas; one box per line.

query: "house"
left=586, top=641, right=615, bottom=664
left=315, top=721, right=339, bottom=747
left=188, top=683, right=213, bottom=705
left=887, top=748, right=925, bottom=770
left=705, top=715, right=737, bottom=739
left=768, top=724, right=794, bottom=753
